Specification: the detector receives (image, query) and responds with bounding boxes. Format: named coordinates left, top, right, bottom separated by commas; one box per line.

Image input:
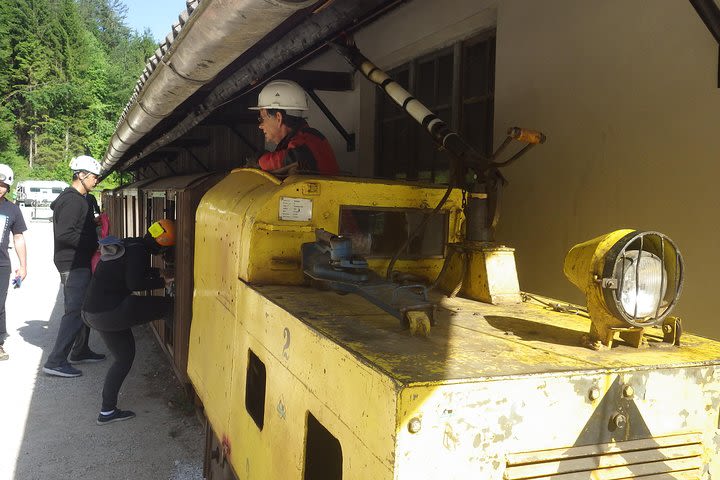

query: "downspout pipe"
left=688, top=0, right=720, bottom=87
left=689, top=0, right=720, bottom=44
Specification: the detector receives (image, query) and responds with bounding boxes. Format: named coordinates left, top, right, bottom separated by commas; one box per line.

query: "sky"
left=122, top=0, right=189, bottom=42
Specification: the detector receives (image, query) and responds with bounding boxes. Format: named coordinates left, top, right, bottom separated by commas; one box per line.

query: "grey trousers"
left=44, top=268, right=93, bottom=368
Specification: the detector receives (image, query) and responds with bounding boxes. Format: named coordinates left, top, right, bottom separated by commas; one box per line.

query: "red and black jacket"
left=258, top=123, right=340, bottom=175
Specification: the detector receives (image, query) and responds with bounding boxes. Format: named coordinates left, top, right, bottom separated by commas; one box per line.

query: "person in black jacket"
left=43, top=155, right=106, bottom=378
left=0, top=164, right=27, bottom=361
left=82, top=219, right=175, bottom=425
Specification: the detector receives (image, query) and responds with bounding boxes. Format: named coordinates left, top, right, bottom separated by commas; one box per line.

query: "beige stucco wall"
left=494, top=0, right=720, bottom=338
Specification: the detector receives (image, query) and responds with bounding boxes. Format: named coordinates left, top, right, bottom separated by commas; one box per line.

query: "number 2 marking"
left=282, top=327, right=290, bottom=360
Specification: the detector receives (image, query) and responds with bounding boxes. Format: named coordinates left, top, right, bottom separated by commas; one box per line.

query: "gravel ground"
left=0, top=207, right=204, bottom=480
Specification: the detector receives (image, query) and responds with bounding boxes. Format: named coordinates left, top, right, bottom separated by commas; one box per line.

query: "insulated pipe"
left=332, top=42, right=500, bottom=242
left=102, top=0, right=316, bottom=174
left=332, top=42, right=489, bottom=176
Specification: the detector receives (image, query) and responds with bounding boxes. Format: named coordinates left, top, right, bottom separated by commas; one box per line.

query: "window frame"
left=374, top=29, right=496, bottom=183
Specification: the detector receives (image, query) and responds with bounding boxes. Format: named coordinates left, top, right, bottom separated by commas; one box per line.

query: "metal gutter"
left=101, top=0, right=317, bottom=175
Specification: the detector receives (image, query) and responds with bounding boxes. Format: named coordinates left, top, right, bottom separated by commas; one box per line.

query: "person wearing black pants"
left=0, top=163, right=27, bottom=361
left=43, top=155, right=105, bottom=377
left=92, top=295, right=171, bottom=422
left=81, top=219, right=175, bottom=425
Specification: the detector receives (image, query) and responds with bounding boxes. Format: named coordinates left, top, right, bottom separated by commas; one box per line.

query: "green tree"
left=0, top=0, right=157, bottom=185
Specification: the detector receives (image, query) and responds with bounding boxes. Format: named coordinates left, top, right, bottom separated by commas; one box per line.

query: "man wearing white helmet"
left=43, top=155, right=105, bottom=377
left=249, top=80, right=339, bottom=175
left=0, top=164, right=27, bottom=361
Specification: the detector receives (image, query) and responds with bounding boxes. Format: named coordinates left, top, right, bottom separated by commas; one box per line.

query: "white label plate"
left=279, top=197, right=312, bottom=222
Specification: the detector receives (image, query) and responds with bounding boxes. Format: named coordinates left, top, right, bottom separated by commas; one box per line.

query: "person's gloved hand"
left=244, top=151, right=268, bottom=169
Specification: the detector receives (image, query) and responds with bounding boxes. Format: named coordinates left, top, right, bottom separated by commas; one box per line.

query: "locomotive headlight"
left=564, top=230, right=684, bottom=348
left=615, top=249, right=665, bottom=319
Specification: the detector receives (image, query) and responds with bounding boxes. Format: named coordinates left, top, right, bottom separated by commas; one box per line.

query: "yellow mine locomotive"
left=188, top=168, right=720, bottom=480
left=187, top=44, right=720, bottom=480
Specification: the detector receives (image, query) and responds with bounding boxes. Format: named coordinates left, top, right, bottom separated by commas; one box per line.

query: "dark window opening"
left=339, top=207, right=448, bottom=258
left=304, top=413, right=342, bottom=480
left=376, top=31, right=496, bottom=183
left=245, top=349, right=266, bottom=430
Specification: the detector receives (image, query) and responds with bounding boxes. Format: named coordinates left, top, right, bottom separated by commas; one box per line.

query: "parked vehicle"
left=15, top=180, right=68, bottom=207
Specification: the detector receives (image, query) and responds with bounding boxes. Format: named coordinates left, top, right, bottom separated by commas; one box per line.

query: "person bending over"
left=82, top=219, right=175, bottom=425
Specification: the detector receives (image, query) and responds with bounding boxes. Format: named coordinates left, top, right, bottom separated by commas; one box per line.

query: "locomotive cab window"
left=339, top=207, right=447, bottom=258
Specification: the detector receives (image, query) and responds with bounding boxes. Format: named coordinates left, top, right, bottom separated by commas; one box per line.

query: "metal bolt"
left=623, top=385, right=635, bottom=398
left=612, top=413, right=627, bottom=428
left=663, top=324, right=672, bottom=333
left=408, top=417, right=422, bottom=434
left=589, top=387, right=601, bottom=401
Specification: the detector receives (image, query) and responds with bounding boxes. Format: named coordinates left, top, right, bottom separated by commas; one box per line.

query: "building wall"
left=494, top=0, right=720, bottom=338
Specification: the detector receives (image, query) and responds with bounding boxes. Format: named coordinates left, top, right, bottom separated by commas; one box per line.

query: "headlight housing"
left=564, top=230, right=683, bottom=348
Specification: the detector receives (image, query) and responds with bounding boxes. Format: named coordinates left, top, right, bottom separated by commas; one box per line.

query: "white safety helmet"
left=0, top=164, right=13, bottom=187
left=69, top=155, right=101, bottom=175
left=248, top=80, right=309, bottom=115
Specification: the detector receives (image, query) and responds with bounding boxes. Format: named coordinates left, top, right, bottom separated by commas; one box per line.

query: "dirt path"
left=0, top=208, right=204, bottom=480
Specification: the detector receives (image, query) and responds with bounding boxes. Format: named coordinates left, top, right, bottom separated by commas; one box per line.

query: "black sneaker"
left=43, top=364, right=82, bottom=377
left=69, top=351, right=106, bottom=364
left=96, top=409, right=136, bottom=426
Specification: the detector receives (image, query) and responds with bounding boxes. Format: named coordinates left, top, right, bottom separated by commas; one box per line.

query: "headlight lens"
left=603, top=231, right=683, bottom=327
left=615, top=250, right=667, bottom=319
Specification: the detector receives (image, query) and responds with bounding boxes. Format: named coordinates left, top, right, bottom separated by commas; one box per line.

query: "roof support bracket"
left=183, top=147, right=210, bottom=172
left=163, top=158, right=177, bottom=175
left=306, top=89, right=355, bottom=152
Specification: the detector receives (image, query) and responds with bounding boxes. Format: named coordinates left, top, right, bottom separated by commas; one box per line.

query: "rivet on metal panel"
left=612, top=413, right=627, bottom=428
left=622, top=385, right=635, bottom=398
left=408, top=417, right=422, bottom=434
left=588, top=387, right=601, bottom=401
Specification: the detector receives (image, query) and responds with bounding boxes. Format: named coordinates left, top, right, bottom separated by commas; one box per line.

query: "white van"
left=15, top=180, right=69, bottom=207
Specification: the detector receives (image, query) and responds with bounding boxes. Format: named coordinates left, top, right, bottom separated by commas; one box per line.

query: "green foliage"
left=0, top=0, right=156, bottom=183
